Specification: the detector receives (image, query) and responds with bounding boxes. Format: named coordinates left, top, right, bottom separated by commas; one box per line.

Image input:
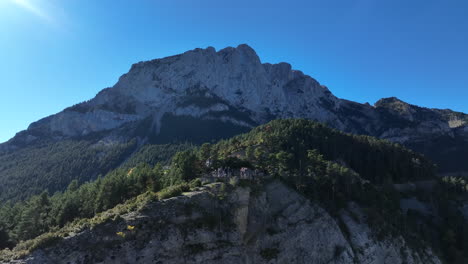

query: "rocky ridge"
left=3, top=44, right=466, bottom=173
left=4, top=181, right=442, bottom=264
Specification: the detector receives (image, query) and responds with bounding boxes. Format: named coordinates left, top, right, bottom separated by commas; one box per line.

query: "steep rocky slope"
left=8, top=44, right=465, bottom=147
left=1, top=44, right=467, bottom=202
left=2, top=182, right=441, bottom=264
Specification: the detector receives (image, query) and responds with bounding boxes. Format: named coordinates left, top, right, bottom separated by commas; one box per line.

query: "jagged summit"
left=128, top=44, right=261, bottom=73
left=115, top=43, right=304, bottom=107
left=1, top=44, right=468, bottom=175
left=374, top=97, right=414, bottom=118
left=53, top=44, right=342, bottom=139
left=375, top=97, right=407, bottom=107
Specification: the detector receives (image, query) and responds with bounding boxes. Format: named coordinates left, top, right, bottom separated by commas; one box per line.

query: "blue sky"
left=0, top=0, right=467, bottom=143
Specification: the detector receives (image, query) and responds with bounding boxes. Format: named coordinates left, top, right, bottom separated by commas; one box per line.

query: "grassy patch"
left=157, top=183, right=190, bottom=200
left=0, top=233, right=61, bottom=261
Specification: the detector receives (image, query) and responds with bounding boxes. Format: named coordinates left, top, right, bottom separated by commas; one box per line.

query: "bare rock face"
left=11, top=44, right=345, bottom=142
left=339, top=203, right=440, bottom=264
left=112, top=44, right=341, bottom=125
left=6, top=182, right=441, bottom=264
left=3, top=44, right=467, bottom=173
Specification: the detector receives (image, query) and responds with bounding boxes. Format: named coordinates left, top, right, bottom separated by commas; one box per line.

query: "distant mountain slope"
left=0, top=44, right=467, bottom=202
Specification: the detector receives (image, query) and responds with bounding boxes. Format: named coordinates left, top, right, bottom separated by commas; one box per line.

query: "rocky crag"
left=4, top=181, right=442, bottom=264
left=4, top=45, right=468, bottom=172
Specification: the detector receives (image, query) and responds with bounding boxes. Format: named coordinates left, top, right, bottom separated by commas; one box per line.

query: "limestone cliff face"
left=21, top=44, right=343, bottom=139
left=2, top=44, right=467, bottom=173
left=7, top=182, right=441, bottom=264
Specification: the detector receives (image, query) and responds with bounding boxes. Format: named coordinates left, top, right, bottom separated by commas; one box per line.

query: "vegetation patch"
left=157, top=183, right=190, bottom=200
left=0, top=138, right=137, bottom=203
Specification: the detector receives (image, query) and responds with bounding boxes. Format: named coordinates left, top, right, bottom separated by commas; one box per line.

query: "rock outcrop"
left=6, top=182, right=441, bottom=264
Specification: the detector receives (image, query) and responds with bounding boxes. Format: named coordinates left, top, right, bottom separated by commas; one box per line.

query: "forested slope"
left=2, top=119, right=466, bottom=263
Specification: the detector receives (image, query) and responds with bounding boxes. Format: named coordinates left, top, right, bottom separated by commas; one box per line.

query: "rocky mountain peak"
left=374, top=97, right=408, bottom=108
left=218, top=43, right=261, bottom=63
left=104, top=44, right=341, bottom=129
left=374, top=97, right=416, bottom=120
left=3, top=44, right=344, bottom=145
left=2, top=44, right=468, bottom=174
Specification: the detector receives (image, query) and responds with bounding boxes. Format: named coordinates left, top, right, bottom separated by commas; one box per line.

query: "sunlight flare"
left=9, top=0, right=54, bottom=23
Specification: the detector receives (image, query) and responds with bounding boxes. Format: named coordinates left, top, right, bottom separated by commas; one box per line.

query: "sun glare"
left=9, top=0, right=54, bottom=24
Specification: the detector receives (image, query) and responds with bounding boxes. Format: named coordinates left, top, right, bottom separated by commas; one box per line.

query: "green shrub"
left=157, top=184, right=190, bottom=200
left=229, top=177, right=239, bottom=187
left=189, top=178, right=202, bottom=189
left=17, top=233, right=61, bottom=252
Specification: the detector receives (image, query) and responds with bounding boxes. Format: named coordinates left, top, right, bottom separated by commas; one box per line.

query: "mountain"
left=3, top=119, right=460, bottom=263
left=1, top=44, right=467, bottom=202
